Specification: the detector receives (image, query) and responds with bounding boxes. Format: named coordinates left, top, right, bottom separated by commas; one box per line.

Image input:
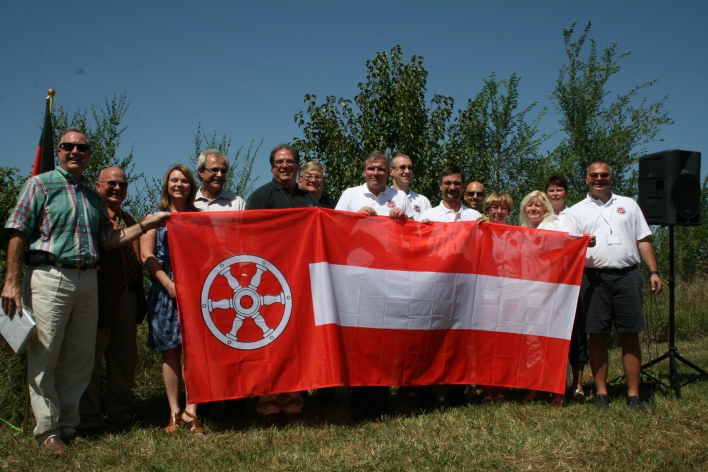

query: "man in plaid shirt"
left=1, top=127, right=168, bottom=456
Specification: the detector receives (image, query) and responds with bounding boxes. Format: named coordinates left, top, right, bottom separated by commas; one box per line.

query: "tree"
left=548, top=20, right=673, bottom=202
left=445, top=73, right=548, bottom=207
left=294, top=45, right=454, bottom=199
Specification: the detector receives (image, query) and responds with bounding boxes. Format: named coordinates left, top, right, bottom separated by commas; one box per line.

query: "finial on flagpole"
left=48, top=89, right=55, bottom=97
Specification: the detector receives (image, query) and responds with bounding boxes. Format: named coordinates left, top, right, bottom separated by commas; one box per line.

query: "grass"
left=2, top=280, right=708, bottom=471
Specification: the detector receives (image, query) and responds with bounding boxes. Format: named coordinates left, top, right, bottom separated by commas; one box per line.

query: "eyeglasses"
left=204, top=167, right=228, bottom=175
left=98, top=180, right=128, bottom=189
left=395, top=165, right=413, bottom=171
left=274, top=159, right=297, bottom=168
left=58, top=142, right=90, bottom=152
left=302, top=174, right=323, bottom=182
left=588, top=173, right=611, bottom=179
left=465, top=191, right=485, bottom=197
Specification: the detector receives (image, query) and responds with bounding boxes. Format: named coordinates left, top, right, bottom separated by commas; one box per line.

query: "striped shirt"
left=5, top=166, right=113, bottom=266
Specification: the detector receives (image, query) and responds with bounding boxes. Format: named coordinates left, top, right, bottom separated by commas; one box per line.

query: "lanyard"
left=591, top=196, right=614, bottom=234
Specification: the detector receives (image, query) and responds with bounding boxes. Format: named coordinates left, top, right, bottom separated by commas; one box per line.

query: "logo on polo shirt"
left=387, top=201, right=396, bottom=208
left=414, top=205, right=421, bottom=213
left=200, top=254, right=292, bottom=350
left=616, top=207, right=626, bottom=215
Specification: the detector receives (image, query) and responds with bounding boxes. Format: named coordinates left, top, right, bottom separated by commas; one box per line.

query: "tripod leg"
left=669, top=352, right=681, bottom=399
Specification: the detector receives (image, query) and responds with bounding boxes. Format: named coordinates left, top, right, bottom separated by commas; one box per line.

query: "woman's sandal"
left=164, top=409, right=183, bottom=433
left=181, top=410, right=206, bottom=435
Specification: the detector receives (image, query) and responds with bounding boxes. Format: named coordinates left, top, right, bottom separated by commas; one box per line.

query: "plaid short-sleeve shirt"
left=5, top=166, right=113, bottom=266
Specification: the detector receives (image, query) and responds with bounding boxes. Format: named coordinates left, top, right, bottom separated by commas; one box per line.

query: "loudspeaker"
left=638, top=150, right=701, bottom=225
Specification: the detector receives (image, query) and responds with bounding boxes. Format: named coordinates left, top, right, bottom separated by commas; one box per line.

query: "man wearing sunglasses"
left=194, top=149, right=245, bottom=211
left=78, top=166, right=145, bottom=437
left=564, top=160, right=662, bottom=413
left=389, top=154, right=431, bottom=221
left=463, top=181, right=485, bottom=212
left=2, top=128, right=168, bottom=455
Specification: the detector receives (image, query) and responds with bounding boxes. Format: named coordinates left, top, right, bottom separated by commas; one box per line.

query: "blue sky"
left=2, top=1, right=706, bottom=196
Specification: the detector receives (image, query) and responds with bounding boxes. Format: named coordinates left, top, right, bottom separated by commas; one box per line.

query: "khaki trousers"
left=79, top=291, right=139, bottom=428
left=23, top=266, right=98, bottom=443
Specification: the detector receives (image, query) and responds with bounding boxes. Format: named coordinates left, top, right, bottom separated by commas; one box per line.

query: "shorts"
left=580, top=266, right=646, bottom=334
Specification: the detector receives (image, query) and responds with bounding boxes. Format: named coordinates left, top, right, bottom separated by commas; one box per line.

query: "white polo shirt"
left=420, top=202, right=481, bottom=223
left=406, top=190, right=432, bottom=221
left=335, top=184, right=414, bottom=218
left=564, top=193, right=653, bottom=269
left=194, top=188, right=246, bottom=212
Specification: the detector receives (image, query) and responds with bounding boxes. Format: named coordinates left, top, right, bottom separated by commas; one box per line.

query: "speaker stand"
left=640, top=225, right=708, bottom=398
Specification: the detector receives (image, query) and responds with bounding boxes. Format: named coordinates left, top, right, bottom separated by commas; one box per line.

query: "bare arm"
left=140, top=227, right=176, bottom=299
left=638, top=236, right=663, bottom=294
left=1, top=231, right=27, bottom=318
left=102, top=211, right=169, bottom=251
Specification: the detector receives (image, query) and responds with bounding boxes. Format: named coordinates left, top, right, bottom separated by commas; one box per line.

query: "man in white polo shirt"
left=194, top=149, right=246, bottom=211
left=417, top=165, right=480, bottom=408
left=335, top=150, right=414, bottom=220
left=421, top=166, right=481, bottom=224
left=564, top=160, right=662, bottom=412
left=389, top=154, right=431, bottom=221
left=335, top=150, right=412, bottom=422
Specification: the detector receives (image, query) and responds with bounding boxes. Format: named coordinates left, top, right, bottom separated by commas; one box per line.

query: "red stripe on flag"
left=31, top=96, right=54, bottom=176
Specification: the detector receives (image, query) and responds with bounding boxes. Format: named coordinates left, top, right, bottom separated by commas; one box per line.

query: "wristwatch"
left=650, top=271, right=661, bottom=276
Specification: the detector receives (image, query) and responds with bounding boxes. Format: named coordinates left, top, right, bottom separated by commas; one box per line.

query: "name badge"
left=606, top=234, right=621, bottom=245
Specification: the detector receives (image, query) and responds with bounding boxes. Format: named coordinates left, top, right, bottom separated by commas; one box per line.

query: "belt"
left=46, top=261, right=97, bottom=272
left=586, top=266, right=637, bottom=275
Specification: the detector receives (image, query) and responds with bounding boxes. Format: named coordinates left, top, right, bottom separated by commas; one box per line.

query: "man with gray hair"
left=194, top=149, right=245, bottom=211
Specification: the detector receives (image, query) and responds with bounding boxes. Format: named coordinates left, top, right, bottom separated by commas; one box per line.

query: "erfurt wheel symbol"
left=201, top=254, right=292, bottom=350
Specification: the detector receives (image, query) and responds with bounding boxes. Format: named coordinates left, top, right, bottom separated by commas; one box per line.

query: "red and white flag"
left=167, top=208, right=588, bottom=403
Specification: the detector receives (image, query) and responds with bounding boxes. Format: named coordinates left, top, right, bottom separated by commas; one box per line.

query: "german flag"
left=31, top=90, right=55, bottom=176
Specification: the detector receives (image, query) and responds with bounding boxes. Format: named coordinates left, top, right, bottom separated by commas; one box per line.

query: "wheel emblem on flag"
left=201, top=254, right=292, bottom=350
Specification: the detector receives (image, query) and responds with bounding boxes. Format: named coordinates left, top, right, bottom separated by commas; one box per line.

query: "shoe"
left=41, top=435, right=67, bottom=456
left=627, top=396, right=647, bottom=412
left=267, top=411, right=288, bottom=428
left=493, top=393, right=507, bottom=403
left=76, top=426, right=100, bottom=439
left=571, top=389, right=586, bottom=404
left=522, top=391, right=541, bottom=404
left=594, top=394, right=609, bottom=410
left=62, top=431, right=92, bottom=445
left=181, top=410, right=206, bottom=435
left=550, top=394, right=566, bottom=407
left=482, top=395, right=493, bottom=405
left=164, top=410, right=183, bottom=433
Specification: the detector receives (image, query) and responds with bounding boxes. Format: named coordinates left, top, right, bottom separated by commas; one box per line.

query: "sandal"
left=181, top=410, right=206, bottom=435
left=164, top=410, right=183, bottom=433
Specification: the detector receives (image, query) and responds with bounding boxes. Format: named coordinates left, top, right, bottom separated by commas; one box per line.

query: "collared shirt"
left=406, top=190, right=432, bottom=221
left=420, top=202, right=481, bottom=223
left=6, top=166, right=113, bottom=266
left=194, top=188, right=246, bottom=212
left=246, top=179, right=319, bottom=209
left=564, top=192, right=653, bottom=269
left=335, top=184, right=414, bottom=217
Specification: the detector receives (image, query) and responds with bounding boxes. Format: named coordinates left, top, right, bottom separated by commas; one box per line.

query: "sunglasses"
left=395, top=165, right=414, bottom=171
left=58, top=142, right=90, bottom=152
left=99, top=180, right=128, bottom=189
left=588, top=173, right=611, bottom=179
left=465, top=191, right=485, bottom=197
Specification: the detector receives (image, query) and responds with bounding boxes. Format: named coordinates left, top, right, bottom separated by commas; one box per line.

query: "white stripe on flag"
left=309, top=262, right=578, bottom=340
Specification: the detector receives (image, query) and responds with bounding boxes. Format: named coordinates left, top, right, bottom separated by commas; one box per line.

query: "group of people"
left=1, top=131, right=663, bottom=455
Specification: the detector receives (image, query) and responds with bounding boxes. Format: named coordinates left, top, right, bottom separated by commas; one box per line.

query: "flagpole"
left=25, top=88, right=55, bottom=436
